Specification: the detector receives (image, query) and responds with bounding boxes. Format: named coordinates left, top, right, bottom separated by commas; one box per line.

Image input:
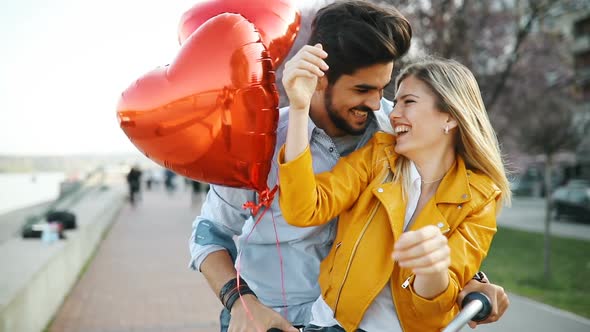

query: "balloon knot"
left=243, top=185, right=278, bottom=216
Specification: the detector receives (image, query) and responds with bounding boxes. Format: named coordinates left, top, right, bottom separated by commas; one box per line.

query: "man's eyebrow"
left=353, top=81, right=392, bottom=90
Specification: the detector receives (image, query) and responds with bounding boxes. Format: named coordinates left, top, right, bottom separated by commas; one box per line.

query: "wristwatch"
left=473, top=271, right=488, bottom=283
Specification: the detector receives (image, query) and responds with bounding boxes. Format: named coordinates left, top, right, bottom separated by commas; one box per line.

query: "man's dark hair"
left=308, top=0, right=412, bottom=83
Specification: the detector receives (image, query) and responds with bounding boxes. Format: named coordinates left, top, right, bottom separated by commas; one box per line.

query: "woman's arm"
left=278, top=139, right=377, bottom=227
left=279, top=43, right=376, bottom=227
left=393, top=193, right=500, bottom=319
left=393, top=225, right=451, bottom=299
left=281, top=44, right=328, bottom=162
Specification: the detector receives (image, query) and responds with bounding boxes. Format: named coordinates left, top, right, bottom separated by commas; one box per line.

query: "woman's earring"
left=444, top=125, right=449, bottom=135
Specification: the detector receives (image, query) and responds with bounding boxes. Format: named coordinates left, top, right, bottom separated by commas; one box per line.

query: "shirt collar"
left=307, top=117, right=319, bottom=142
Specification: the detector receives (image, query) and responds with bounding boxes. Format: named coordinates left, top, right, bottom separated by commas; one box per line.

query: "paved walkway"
left=49, top=188, right=221, bottom=332
left=475, top=293, right=590, bottom=332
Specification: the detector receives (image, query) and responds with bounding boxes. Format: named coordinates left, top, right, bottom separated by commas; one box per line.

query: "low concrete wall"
left=0, top=185, right=126, bottom=332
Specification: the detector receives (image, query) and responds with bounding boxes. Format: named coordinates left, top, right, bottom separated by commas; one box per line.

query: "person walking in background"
left=145, top=169, right=154, bottom=191
left=164, top=169, right=177, bottom=195
left=191, top=179, right=205, bottom=206
left=279, top=56, right=511, bottom=331
left=126, top=165, right=142, bottom=206
left=189, top=2, right=509, bottom=331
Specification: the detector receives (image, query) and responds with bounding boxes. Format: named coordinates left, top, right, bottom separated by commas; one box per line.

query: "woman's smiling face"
left=390, top=75, right=452, bottom=158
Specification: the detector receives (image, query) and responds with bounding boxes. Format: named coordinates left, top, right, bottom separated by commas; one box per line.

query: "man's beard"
left=324, top=86, right=375, bottom=136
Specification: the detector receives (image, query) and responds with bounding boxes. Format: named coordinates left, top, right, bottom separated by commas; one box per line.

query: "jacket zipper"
left=401, top=275, right=412, bottom=289
left=333, top=170, right=393, bottom=316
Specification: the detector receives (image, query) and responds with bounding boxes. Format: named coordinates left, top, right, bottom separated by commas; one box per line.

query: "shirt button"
left=377, top=188, right=384, bottom=193
left=437, top=222, right=444, bottom=228
left=329, top=147, right=335, bottom=153
left=462, top=194, right=468, bottom=199
left=457, top=205, right=462, bottom=209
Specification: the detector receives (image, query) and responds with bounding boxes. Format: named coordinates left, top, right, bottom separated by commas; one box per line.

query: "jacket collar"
left=435, top=156, right=472, bottom=204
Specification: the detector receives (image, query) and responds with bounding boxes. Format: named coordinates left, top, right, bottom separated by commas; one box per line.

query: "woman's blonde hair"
left=393, top=57, right=512, bottom=207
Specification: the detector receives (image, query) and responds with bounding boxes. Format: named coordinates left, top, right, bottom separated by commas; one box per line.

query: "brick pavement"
left=49, top=188, right=221, bottom=332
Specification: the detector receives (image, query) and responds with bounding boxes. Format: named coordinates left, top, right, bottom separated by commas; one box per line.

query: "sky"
left=0, top=0, right=316, bottom=156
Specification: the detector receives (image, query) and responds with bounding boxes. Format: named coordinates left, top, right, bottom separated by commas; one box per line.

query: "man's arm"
left=200, top=250, right=297, bottom=332
left=189, top=185, right=248, bottom=271
left=200, top=251, right=241, bottom=300
left=190, top=185, right=296, bottom=332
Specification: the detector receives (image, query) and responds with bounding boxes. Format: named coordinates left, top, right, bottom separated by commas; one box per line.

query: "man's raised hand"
left=281, top=44, right=329, bottom=111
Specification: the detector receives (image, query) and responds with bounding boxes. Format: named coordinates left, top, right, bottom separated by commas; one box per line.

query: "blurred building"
left=542, top=3, right=590, bottom=181
left=571, top=9, right=590, bottom=179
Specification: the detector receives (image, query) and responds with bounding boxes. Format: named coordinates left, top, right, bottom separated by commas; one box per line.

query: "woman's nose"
left=390, top=102, right=401, bottom=120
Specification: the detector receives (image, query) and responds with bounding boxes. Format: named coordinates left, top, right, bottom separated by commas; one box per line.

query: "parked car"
left=552, top=179, right=590, bottom=222
left=511, top=166, right=564, bottom=197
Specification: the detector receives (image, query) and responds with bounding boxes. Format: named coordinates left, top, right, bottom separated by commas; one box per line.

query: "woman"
left=278, top=57, right=511, bottom=332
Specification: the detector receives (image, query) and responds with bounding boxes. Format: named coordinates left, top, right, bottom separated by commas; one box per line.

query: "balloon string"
left=236, top=206, right=269, bottom=332
left=236, top=185, right=281, bottom=332
left=270, top=207, right=289, bottom=319
left=243, top=185, right=278, bottom=217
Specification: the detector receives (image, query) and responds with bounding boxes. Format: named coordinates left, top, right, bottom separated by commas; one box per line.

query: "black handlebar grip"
left=461, top=291, right=492, bottom=322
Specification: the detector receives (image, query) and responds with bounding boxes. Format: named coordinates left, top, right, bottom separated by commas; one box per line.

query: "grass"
left=481, top=227, right=590, bottom=318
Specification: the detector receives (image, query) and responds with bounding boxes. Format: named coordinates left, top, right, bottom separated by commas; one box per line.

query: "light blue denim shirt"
left=189, top=99, right=393, bottom=326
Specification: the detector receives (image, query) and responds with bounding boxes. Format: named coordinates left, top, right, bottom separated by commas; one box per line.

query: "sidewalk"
left=476, top=293, right=590, bottom=332
left=49, top=188, right=221, bottom=332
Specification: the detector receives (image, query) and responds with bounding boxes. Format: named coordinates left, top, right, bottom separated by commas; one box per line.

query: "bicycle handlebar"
left=442, top=291, right=492, bottom=332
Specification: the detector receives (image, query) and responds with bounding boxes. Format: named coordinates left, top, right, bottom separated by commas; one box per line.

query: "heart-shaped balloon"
left=177, top=0, right=300, bottom=68
left=117, top=13, right=279, bottom=192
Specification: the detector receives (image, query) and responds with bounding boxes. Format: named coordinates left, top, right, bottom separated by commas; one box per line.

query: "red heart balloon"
left=117, top=13, right=279, bottom=192
left=178, top=0, right=300, bottom=68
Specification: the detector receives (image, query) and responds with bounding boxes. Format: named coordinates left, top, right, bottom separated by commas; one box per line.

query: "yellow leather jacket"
left=278, top=132, right=500, bottom=332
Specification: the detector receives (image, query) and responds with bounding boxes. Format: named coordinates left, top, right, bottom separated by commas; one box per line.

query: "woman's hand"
left=392, top=225, right=451, bottom=298
left=458, top=278, right=510, bottom=329
left=393, top=225, right=451, bottom=274
left=281, top=44, right=328, bottom=111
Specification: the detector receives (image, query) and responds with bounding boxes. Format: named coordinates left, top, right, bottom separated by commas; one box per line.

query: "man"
left=126, top=164, right=142, bottom=205
left=190, top=2, right=508, bottom=331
